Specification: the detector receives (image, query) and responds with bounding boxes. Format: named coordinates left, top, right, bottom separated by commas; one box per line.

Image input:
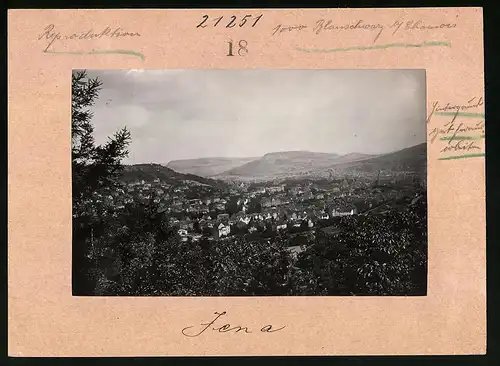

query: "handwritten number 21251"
left=197, top=14, right=263, bottom=28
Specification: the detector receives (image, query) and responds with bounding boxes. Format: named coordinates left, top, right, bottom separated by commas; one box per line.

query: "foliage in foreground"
left=76, top=192, right=427, bottom=296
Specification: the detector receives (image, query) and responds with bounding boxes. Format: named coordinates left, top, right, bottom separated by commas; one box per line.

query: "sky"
left=82, top=69, right=426, bottom=164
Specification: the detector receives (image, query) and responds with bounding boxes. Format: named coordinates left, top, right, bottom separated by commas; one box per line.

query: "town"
left=87, top=166, right=425, bottom=252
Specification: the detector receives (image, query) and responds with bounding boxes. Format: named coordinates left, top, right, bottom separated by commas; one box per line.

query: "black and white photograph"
left=72, top=69, right=427, bottom=297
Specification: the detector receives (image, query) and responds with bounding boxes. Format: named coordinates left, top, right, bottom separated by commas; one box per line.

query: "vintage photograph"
left=72, top=69, right=427, bottom=297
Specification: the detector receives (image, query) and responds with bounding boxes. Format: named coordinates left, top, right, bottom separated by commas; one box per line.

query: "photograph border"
left=6, top=3, right=491, bottom=360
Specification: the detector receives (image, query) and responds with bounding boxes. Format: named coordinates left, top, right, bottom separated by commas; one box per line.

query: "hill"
left=213, top=144, right=425, bottom=181
left=328, top=152, right=375, bottom=164
left=135, top=144, right=426, bottom=183
left=215, top=151, right=341, bottom=179
left=120, top=163, right=224, bottom=187
left=306, top=143, right=426, bottom=181
left=327, top=143, right=426, bottom=173
left=214, top=151, right=382, bottom=180
left=166, top=157, right=258, bottom=177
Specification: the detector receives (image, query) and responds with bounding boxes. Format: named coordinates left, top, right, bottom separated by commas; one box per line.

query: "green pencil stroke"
left=440, top=135, right=485, bottom=141
left=435, top=111, right=485, bottom=118
left=44, top=49, right=145, bottom=61
left=438, top=153, right=485, bottom=160
left=295, top=41, right=451, bottom=53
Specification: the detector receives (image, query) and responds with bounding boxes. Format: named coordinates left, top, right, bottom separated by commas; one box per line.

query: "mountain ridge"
left=166, top=157, right=259, bottom=177
left=313, top=143, right=426, bottom=176
left=154, top=143, right=425, bottom=182
left=216, top=143, right=425, bottom=180
left=213, top=149, right=384, bottom=180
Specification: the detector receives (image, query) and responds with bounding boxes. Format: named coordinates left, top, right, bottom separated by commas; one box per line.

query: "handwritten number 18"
left=227, top=40, right=248, bottom=57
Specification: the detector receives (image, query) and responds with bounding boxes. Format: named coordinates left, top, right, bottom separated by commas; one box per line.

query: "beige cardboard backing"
left=8, top=8, right=485, bottom=356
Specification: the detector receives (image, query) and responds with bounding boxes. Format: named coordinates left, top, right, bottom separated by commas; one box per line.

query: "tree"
left=72, top=70, right=132, bottom=295
left=72, top=70, right=131, bottom=212
left=247, top=198, right=262, bottom=214
left=294, top=203, right=427, bottom=296
left=193, top=220, right=202, bottom=233
left=226, top=198, right=240, bottom=215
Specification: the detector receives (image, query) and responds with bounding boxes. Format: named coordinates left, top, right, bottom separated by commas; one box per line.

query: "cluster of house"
left=85, top=174, right=405, bottom=220
left=173, top=205, right=358, bottom=242
left=120, top=179, right=360, bottom=213
left=85, top=179, right=363, bottom=231
left=78, top=166, right=424, bottom=254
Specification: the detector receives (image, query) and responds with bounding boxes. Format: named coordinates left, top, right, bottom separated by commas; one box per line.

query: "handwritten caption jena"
left=181, top=311, right=286, bottom=337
